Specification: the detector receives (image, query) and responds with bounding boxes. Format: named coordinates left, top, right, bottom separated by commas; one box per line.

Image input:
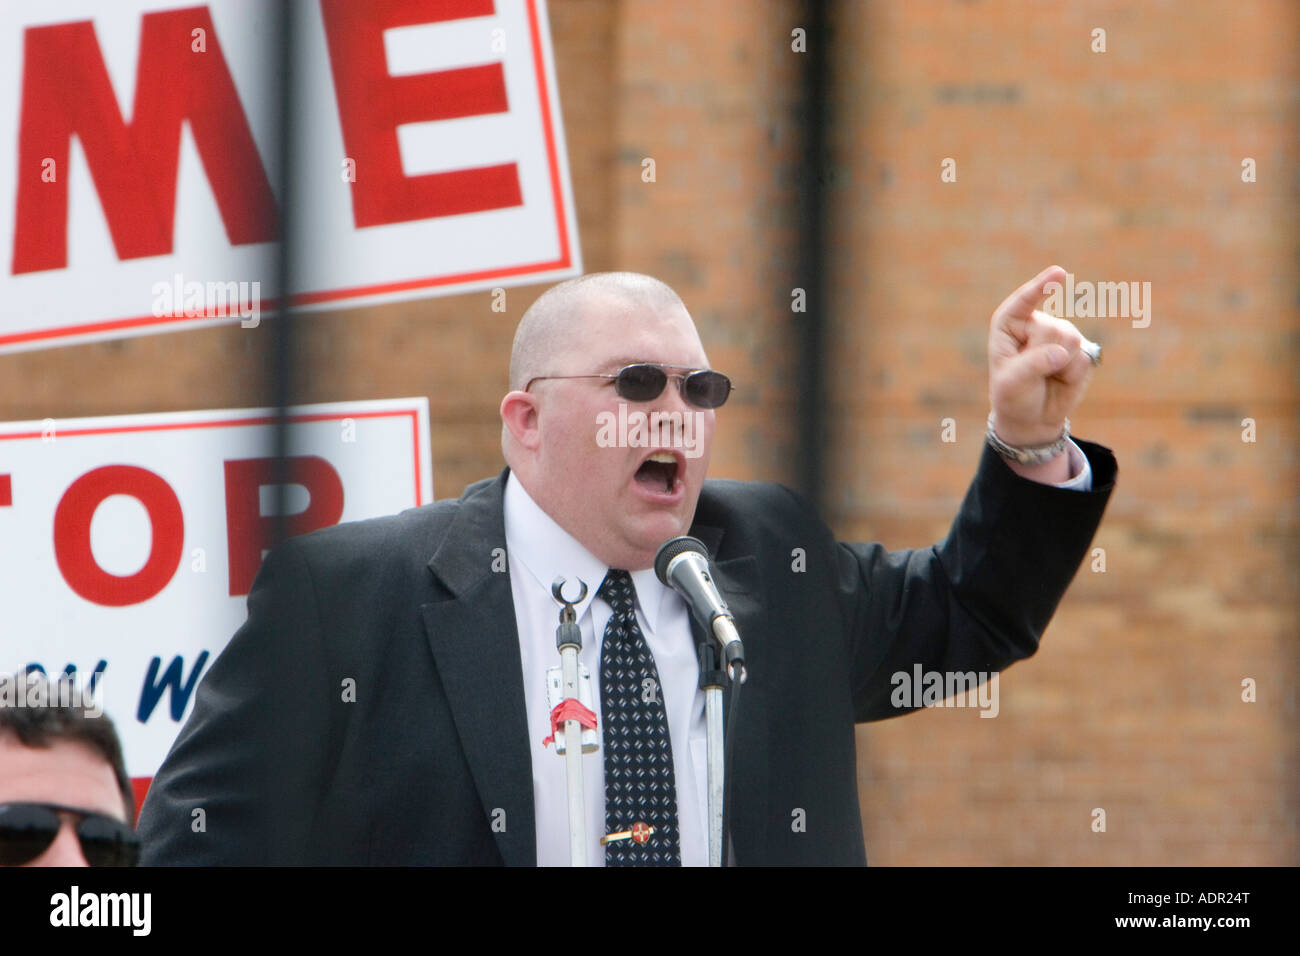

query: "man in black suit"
left=138, top=267, right=1115, bottom=865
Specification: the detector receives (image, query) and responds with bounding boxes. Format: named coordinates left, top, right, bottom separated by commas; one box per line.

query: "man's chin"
left=603, top=485, right=700, bottom=567
left=598, top=516, right=680, bottom=571
left=635, top=521, right=694, bottom=564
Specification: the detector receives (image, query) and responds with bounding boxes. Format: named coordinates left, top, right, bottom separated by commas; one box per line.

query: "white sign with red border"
left=0, top=0, right=579, bottom=353
left=0, top=397, right=433, bottom=802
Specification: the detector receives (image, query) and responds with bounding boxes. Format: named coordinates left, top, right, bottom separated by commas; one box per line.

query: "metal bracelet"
left=986, top=412, right=1069, bottom=466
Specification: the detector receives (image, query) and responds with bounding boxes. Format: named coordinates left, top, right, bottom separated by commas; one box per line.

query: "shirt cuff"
left=1052, top=438, right=1092, bottom=491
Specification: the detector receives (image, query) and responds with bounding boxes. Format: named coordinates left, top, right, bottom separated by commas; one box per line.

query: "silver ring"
left=1081, top=339, right=1102, bottom=366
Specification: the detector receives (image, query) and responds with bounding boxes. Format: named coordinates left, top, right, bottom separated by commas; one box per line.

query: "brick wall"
left=826, top=0, right=1299, bottom=864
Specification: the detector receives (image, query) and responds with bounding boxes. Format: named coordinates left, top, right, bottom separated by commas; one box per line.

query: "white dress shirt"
left=502, top=440, right=1091, bottom=866
left=504, top=473, right=710, bottom=866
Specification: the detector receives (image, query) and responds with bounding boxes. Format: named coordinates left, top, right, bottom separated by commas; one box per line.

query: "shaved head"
left=499, top=271, right=716, bottom=570
left=508, top=272, right=686, bottom=390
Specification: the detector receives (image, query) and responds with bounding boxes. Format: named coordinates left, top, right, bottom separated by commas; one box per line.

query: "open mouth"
left=634, top=451, right=680, bottom=494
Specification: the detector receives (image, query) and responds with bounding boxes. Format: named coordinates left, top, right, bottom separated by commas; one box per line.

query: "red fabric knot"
left=542, top=697, right=598, bottom=748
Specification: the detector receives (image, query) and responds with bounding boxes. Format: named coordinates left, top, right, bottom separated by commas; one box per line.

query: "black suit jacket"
left=138, top=440, right=1116, bottom=865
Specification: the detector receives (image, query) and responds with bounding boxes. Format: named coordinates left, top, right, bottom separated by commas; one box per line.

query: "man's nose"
left=647, top=377, right=691, bottom=437
left=657, top=376, right=693, bottom=413
left=30, top=820, right=89, bottom=867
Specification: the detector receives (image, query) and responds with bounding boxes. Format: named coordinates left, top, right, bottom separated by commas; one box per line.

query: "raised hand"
left=988, top=264, right=1097, bottom=449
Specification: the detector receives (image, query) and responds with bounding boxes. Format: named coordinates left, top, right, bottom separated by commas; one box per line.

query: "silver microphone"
left=654, top=536, right=745, bottom=680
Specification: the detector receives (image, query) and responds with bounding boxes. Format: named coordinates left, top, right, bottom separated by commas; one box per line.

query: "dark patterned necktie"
left=598, top=569, right=682, bottom=866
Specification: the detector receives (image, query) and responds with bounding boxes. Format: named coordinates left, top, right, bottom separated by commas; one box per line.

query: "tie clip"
left=601, top=822, right=655, bottom=845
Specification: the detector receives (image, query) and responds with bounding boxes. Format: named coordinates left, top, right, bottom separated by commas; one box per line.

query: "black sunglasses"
left=0, top=802, right=139, bottom=867
left=525, top=363, right=733, bottom=409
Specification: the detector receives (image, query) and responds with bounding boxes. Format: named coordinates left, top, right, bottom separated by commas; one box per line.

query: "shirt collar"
left=503, top=472, right=670, bottom=635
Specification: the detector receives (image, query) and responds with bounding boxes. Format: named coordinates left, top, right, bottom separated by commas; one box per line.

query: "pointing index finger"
left=991, top=264, right=1068, bottom=347
left=1003, top=264, right=1067, bottom=319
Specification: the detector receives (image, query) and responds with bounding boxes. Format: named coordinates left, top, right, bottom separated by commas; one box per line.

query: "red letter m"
left=11, top=6, right=278, bottom=275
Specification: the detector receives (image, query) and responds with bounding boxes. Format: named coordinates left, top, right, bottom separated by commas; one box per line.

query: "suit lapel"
left=420, top=471, right=536, bottom=866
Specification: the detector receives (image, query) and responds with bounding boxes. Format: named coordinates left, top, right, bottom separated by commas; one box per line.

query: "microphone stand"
left=696, top=640, right=727, bottom=867
left=546, top=577, right=597, bottom=866
left=656, top=536, right=749, bottom=867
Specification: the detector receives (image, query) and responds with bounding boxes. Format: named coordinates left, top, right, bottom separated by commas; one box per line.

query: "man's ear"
left=500, top=390, right=541, bottom=450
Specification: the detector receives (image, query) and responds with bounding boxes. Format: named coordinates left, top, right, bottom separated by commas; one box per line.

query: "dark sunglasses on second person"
left=0, top=801, right=140, bottom=867
left=525, top=363, right=733, bottom=409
